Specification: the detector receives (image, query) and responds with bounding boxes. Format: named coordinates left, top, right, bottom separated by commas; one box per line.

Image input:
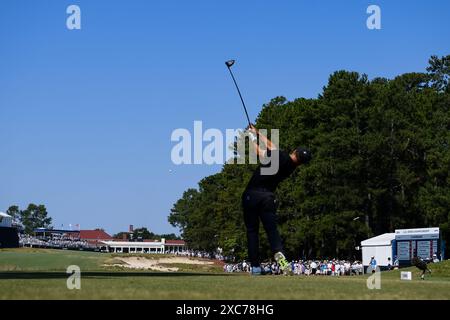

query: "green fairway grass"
left=1, top=248, right=449, bottom=300
left=0, top=248, right=107, bottom=271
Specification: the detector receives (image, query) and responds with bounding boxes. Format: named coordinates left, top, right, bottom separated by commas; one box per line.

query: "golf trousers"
left=242, top=189, right=283, bottom=267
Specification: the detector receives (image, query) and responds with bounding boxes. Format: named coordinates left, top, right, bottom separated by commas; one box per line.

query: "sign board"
left=397, top=241, right=410, bottom=260
left=401, top=271, right=412, bottom=281
left=395, top=228, right=440, bottom=262
left=395, top=228, right=439, bottom=240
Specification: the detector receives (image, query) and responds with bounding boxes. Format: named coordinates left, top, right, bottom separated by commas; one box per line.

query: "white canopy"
left=361, top=233, right=395, bottom=247
left=0, top=212, right=13, bottom=227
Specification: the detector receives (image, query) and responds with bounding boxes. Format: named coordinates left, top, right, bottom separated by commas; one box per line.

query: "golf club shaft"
left=227, top=67, right=251, bottom=127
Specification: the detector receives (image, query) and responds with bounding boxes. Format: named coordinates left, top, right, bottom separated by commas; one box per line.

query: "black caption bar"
left=2, top=300, right=449, bottom=319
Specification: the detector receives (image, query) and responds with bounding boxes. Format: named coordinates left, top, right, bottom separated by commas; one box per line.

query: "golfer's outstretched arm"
left=249, top=124, right=277, bottom=150
left=250, top=140, right=266, bottom=158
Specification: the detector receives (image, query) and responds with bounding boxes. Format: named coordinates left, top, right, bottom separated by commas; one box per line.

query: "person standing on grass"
left=432, top=254, right=439, bottom=263
left=370, top=256, right=377, bottom=273
left=393, top=256, right=399, bottom=269
left=311, top=260, right=317, bottom=275
left=242, top=124, right=312, bottom=275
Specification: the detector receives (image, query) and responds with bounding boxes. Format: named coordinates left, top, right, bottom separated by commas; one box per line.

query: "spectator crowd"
left=19, top=234, right=95, bottom=250
left=224, top=259, right=364, bottom=276
left=169, top=249, right=226, bottom=261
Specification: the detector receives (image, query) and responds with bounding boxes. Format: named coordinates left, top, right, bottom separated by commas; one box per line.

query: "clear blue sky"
left=1, top=0, right=449, bottom=235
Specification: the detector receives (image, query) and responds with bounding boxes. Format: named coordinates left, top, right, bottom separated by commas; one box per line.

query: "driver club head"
left=225, top=60, right=235, bottom=68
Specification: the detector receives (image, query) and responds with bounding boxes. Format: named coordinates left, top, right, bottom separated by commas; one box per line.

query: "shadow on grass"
left=0, top=271, right=232, bottom=280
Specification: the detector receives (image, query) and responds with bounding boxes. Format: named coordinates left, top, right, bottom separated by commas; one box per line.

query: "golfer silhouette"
left=242, top=124, right=312, bottom=275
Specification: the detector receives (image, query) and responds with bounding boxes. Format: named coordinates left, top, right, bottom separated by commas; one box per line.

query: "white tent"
left=0, top=212, right=13, bottom=228
left=361, top=233, right=395, bottom=267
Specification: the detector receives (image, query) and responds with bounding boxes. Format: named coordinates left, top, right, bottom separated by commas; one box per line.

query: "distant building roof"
left=361, top=233, right=395, bottom=246
left=0, top=212, right=13, bottom=227
left=79, top=229, right=113, bottom=240
left=165, top=240, right=185, bottom=245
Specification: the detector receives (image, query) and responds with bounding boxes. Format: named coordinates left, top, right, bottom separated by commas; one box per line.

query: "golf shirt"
left=246, top=149, right=296, bottom=193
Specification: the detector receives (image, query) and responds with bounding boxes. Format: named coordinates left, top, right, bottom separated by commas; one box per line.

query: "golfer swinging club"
left=242, top=124, right=312, bottom=275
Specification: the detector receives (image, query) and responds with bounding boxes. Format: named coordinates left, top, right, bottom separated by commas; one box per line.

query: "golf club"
left=225, top=60, right=252, bottom=127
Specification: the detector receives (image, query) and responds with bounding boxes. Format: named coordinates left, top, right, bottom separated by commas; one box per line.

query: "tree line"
left=113, top=227, right=181, bottom=241
left=168, top=55, right=450, bottom=261
left=5, top=204, right=52, bottom=234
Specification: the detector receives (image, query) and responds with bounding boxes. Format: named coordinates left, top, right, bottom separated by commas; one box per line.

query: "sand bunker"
left=108, top=256, right=213, bottom=272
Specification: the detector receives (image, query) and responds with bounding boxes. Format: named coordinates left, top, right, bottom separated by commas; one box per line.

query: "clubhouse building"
left=101, top=239, right=186, bottom=254
left=30, top=228, right=186, bottom=253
